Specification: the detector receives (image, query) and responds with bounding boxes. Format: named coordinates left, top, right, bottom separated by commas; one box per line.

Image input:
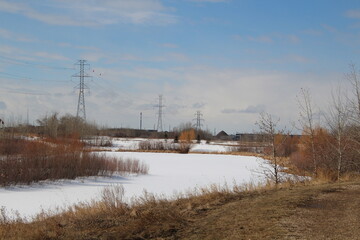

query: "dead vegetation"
left=0, top=137, right=148, bottom=186
left=1, top=180, right=360, bottom=239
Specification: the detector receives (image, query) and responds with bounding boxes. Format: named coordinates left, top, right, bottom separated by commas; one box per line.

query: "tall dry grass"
left=138, top=140, right=192, bottom=153
left=0, top=138, right=148, bottom=186
left=0, top=179, right=313, bottom=240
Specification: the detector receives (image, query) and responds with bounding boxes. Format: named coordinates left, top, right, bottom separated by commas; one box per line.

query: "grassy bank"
left=2, top=179, right=360, bottom=240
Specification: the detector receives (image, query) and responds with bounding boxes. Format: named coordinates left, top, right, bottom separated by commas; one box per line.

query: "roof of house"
left=216, top=130, right=228, bottom=137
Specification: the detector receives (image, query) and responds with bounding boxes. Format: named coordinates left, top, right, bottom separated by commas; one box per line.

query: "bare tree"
left=37, top=112, right=59, bottom=138
left=37, top=113, right=98, bottom=138
left=297, top=88, right=318, bottom=176
left=346, top=63, right=360, bottom=120
left=345, top=64, right=360, bottom=152
left=325, top=86, right=350, bottom=181
left=256, top=112, right=288, bottom=185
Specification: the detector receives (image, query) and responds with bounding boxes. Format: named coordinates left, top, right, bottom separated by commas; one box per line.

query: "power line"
left=0, top=88, right=50, bottom=96
left=0, top=72, right=71, bottom=84
left=0, top=56, right=74, bottom=70
left=0, top=71, right=31, bottom=80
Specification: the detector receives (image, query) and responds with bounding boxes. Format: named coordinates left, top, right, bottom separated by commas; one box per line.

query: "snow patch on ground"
left=190, top=142, right=232, bottom=152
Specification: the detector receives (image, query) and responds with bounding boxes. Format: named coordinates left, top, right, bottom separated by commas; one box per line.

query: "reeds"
left=0, top=138, right=148, bottom=186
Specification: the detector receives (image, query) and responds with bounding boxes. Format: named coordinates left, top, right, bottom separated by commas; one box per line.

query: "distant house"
left=234, top=133, right=264, bottom=142
left=216, top=130, right=231, bottom=140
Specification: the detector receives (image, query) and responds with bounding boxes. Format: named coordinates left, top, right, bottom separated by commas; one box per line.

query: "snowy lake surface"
left=0, top=151, right=267, bottom=220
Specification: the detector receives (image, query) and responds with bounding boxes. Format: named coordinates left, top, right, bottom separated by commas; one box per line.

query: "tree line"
left=258, top=64, right=360, bottom=183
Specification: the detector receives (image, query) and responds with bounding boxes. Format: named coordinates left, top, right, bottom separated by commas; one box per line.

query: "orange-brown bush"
left=289, top=127, right=360, bottom=179
left=179, top=129, right=196, bottom=143
left=177, top=129, right=196, bottom=153
left=290, top=128, right=332, bottom=175
left=0, top=138, right=148, bottom=186
left=262, top=134, right=300, bottom=158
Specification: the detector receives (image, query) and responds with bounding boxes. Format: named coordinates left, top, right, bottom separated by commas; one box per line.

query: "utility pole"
left=155, top=95, right=164, bottom=132
left=0, top=118, right=4, bottom=138
left=193, top=110, right=204, bottom=130
left=26, top=108, right=29, bottom=125
left=140, top=112, right=143, bottom=130
left=73, top=60, right=90, bottom=121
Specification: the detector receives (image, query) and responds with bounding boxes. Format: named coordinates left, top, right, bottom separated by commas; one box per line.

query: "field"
left=0, top=138, right=269, bottom=220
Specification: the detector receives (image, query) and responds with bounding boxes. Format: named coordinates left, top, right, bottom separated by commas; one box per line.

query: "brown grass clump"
left=0, top=185, right=186, bottom=240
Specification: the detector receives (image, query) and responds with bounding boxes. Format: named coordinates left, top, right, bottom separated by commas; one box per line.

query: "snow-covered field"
left=0, top=139, right=269, bottom=220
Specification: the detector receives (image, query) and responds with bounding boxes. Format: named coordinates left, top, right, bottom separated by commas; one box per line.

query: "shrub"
left=138, top=140, right=182, bottom=153
left=178, top=142, right=191, bottom=154
left=179, top=129, right=196, bottom=143
left=0, top=138, right=148, bottom=186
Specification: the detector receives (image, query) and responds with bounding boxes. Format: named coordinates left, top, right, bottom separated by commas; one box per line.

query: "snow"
left=87, top=137, right=239, bottom=153
left=0, top=151, right=268, bottom=220
left=190, top=142, right=234, bottom=152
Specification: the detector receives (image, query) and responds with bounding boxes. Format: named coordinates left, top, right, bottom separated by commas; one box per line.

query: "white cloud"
left=162, top=43, right=179, bottom=48
left=0, top=101, right=7, bottom=110
left=247, top=35, right=273, bottom=43
left=153, top=52, right=190, bottom=62
left=287, top=34, right=300, bottom=44
left=35, top=52, right=69, bottom=61
left=287, top=55, right=311, bottom=64
left=0, top=0, right=177, bottom=26
left=192, top=102, right=206, bottom=109
left=222, top=104, right=266, bottom=114
left=0, top=28, right=35, bottom=42
left=234, top=34, right=300, bottom=44
left=0, top=61, right=341, bottom=133
left=346, top=9, right=360, bottom=19
left=188, top=0, right=230, bottom=2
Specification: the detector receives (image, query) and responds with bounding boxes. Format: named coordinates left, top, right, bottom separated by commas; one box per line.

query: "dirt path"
left=171, top=182, right=360, bottom=240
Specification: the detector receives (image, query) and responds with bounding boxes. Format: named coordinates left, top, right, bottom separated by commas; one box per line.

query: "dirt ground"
left=170, top=181, right=360, bottom=240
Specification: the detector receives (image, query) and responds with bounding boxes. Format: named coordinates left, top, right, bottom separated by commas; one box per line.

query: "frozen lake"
left=0, top=151, right=267, bottom=219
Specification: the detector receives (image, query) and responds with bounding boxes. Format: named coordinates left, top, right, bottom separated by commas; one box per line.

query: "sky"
left=1, top=0, right=360, bottom=134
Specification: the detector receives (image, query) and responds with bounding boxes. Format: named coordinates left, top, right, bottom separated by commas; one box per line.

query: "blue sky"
left=1, top=0, right=360, bottom=133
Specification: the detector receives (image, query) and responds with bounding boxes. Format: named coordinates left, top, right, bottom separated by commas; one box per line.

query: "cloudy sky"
left=1, top=0, right=360, bottom=133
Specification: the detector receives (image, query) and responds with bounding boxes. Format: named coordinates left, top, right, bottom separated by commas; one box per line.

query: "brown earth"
left=171, top=181, right=360, bottom=240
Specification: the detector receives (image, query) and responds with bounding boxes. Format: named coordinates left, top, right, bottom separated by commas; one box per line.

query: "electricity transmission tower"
left=193, top=111, right=204, bottom=130
left=73, top=60, right=90, bottom=120
left=155, top=95, right=165, bottom=132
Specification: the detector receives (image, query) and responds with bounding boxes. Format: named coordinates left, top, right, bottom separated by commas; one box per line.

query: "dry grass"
left=138, top=140, right=192, bottom=154
left=1, top=179, right=360, bottom=239
left=0, top=138, right=148, bottom=186
left=0, top=179, right=321, bottom=240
